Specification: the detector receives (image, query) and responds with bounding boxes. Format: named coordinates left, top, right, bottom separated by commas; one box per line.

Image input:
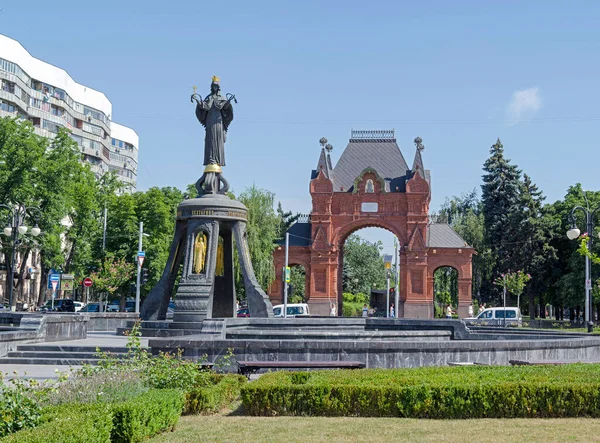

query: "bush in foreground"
left=184, top=374, right=246, bottom=415
left=0, top=389, right=184, bottom=443
left=241, top=365, right=600, bottom=418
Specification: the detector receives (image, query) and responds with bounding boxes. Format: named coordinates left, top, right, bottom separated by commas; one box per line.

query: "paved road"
left=0, top=331, right=149, bottom=381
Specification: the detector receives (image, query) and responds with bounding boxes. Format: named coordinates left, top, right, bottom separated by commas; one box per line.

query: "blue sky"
left=1, top=1, right=599, bottom=253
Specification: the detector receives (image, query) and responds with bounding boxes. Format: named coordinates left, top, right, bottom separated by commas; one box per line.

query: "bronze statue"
left=190, top=77, right=237, bottom=195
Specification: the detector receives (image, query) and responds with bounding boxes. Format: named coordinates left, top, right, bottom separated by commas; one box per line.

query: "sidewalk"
left=0, top=331, right=149, bottom=381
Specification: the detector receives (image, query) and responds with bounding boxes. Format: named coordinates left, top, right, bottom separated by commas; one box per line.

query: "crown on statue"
left=212, top=76, right=220, bottom=83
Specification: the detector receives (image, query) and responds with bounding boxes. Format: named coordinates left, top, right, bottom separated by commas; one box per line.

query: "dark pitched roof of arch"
left=332, top=137, right=409, bottom=192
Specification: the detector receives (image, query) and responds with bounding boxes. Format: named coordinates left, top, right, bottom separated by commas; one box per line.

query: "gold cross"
left=192, top=85, right=197, bottom=95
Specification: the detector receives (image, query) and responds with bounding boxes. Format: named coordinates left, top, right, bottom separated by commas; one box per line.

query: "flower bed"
left=241, top=365, right=600, bottom=418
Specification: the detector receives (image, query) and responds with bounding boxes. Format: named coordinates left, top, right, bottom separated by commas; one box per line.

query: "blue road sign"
left=48, top=273, right=60, bottom=289
left=137, top=251, right=145, bottom=257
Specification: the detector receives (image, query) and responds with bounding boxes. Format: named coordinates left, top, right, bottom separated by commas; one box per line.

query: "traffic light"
left=141, top=268, right=149, bottom=285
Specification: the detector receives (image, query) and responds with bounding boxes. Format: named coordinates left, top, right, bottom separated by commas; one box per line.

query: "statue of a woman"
left=193, top=233, right=207, bottom=274
left=191, top=76, right=234, bottom=167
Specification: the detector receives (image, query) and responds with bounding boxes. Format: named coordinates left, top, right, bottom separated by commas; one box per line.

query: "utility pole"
left=102, top=205, right=107, bottom=251
left=283, top=232, right=289, bottom=318
left=135, top=221, right=143, bottom=314
left=503, top=274, right=507, bottom=328
left=394, top=237, right=400, bottom=318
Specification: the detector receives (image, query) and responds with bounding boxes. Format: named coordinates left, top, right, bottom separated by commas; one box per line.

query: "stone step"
left=7, top=351, right=129, bottom=359
left=225, top=330, right=452, bottom=341
left=116, top=327, right=203, bottom=337
left=0, top=357, right=104, bottom=365
left=16, top=345, right=134, bottom=353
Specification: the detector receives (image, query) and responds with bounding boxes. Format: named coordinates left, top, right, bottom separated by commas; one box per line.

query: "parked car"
left=237, top=308, right=250, bottom=318
left=272, top=303, right=310, bottom=318
left=465, top=307, right=522, bottom=327
left=74, top=301, right=85, bottom=312
left=38, top=299, right=75, bottom=312
left=107, top=299, right=135, bottom=312
left=79, top=303, right=104, bottom=313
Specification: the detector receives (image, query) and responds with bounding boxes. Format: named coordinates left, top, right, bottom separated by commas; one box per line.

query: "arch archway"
left=432, top=266, right=458, bottom=318
left=270, top=131, right=473, bottom=318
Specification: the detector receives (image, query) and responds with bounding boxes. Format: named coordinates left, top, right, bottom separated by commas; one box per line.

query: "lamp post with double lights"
left=1, top=204, right=41, bottom=311
left=566, top=199, right=600, bottom=333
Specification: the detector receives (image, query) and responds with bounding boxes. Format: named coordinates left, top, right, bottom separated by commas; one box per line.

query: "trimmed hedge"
left=184, top=374, right=246, bottom=414
left=241, top=365, right=600, bottom=418
left=111, top=389, right=184, bottom=443
left=0, top=404, right=113, bottom=443
left=0, top=389, right=185, bottom=443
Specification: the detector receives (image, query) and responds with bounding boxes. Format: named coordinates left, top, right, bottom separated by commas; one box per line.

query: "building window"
left=365, top=179, right=374, bottom=193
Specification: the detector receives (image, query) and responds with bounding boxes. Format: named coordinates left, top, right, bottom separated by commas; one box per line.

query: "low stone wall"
left=150, top=335, right=600, bottom=369
left=83, top=313, right=139, bottom=331
left=0, top=313, right=88, bottom=356
left=148, top=318, right=600, bottom=369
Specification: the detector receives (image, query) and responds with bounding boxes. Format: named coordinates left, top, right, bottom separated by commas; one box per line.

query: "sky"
left=1, top=1, right=599, bottom=254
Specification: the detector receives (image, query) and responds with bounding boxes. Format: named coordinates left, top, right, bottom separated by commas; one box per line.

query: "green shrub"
left=241, top=365, right=600, bottom=418
left=184, top=374, right=246, bottom=415
left=0, top=404, right=112, bottom=443
left=111, top=389, right=185, bottom=443
left=354, top=293, right=369, bottom=304
left=0, top=374, right=53, bottom=437
left=342, top=292, right=355, bottom=303
left=342, top=303, right=357, bottom=317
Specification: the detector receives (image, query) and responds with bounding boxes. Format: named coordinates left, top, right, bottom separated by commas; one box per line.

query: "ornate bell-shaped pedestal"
left=141, top=193, right=273, bottom=324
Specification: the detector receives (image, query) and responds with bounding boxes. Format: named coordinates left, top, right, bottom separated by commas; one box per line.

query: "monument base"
left=141, top=194, right=273, bottom=321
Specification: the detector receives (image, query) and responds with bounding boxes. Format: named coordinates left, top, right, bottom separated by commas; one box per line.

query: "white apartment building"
left=0, top=33, right=138, bottom=190
left=0, top=34, right=139, bottom=307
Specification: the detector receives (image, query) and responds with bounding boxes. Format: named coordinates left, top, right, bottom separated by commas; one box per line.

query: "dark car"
left=79, top=303, right=103, bottom=312
left=237, top=308, right=250, bottom=318
left=39, top=299, right=75, bottom=312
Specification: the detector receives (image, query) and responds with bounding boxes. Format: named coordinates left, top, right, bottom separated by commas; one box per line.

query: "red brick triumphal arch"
left=270, top=130, right=473, bottom=318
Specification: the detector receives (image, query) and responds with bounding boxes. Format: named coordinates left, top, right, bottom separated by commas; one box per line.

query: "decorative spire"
left=316, top=138, right=332, bottom=179
left=412, top=137, right=425, bottom=177
left=325, top=144, right=333, bottom=170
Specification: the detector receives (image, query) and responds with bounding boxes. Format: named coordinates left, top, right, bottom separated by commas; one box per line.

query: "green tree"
left=437, top=190, right=492, bottom=301
left=342, top=234, right=386, bottom=296
left=288, top=265, right=306, bottom=303
left=481, top=138, right=523, bottom=302
left=434, top=267, right=458, bottom=316
left=548, top=185, right=600, bottom=320
left=494, top=270, right=531, bottom=312
left=514, top=174, right=558, bottom=318
left=237, top=185, right=281, bottom=295
left=134, top=187, right=183, bottom=296
left=90, top=254, right=136, bottom=308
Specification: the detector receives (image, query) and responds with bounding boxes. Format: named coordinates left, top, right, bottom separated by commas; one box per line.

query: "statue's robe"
left=195, top=93, right=233, bottom=166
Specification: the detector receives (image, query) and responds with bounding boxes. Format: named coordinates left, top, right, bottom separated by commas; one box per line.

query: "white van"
left=466, top=307, right=522, bottom=327
left=272, top=303, right=310, bottom=318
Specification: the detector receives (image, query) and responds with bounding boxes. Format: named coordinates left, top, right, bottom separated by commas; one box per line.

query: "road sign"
left=285, top=266, right=291, bottom=283
left=138, top=256, right=145, bottom=267
left=384, top=254, right=393, bottom=269
left=62, top=274, right=74, bottom=280
left=51, top=280, right=58, bottom=291
left=62, top=280, right=74, bottom=291
left=137, top=251, right=145, bottom=257
left=50, top=274, right=60, bottom=282
left=83, top=277, right=93, bottom=288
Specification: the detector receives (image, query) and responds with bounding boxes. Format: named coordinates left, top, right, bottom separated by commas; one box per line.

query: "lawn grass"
left=150, top=414, right=600, bottom=442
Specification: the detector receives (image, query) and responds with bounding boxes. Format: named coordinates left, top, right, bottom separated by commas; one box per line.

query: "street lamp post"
left=1, top=204, right=41, bottom=311
left=566, top=200, right=600, bottom=333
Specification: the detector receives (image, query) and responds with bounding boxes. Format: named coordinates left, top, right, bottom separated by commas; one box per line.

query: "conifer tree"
left=481, top=139, right=522, bottom=299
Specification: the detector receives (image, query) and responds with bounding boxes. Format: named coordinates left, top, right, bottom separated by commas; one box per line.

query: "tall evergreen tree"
left=481, top=139, right=522, bottom=300
left=515, top=174, right=558, bottom=318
